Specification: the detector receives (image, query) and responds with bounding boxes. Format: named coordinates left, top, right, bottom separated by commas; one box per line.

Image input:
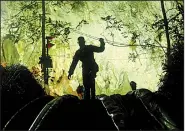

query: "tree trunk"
left=160, top=0, right=171, bottom=65
left=41, top=0, right=48, bottom=85
left=0, top=2, right=1, bottom=64
left=0, top=40, right=1, bottom=64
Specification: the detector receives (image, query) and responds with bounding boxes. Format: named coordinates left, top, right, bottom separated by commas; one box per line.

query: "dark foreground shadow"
left=4, top=95, right=117, bottom=130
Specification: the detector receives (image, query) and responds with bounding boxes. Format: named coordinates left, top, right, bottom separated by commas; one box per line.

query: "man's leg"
left=91, top=77, right=96, bottom=99
left=83, top=74, right=90, bottom=100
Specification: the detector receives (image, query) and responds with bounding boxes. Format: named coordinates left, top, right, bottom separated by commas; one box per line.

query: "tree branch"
left=154, top=39, right=166, bottom=54
left=9, top=2, right=36, bottom=20
left=161, top=0, right=171, bottom=64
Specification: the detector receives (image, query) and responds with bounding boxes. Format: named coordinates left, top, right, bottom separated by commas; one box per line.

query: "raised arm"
left=68, top=51, right=79, bottom=79
left=90, top=38, right=105, bottom=53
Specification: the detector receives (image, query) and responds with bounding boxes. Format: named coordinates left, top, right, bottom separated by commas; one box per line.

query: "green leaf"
left=3, top=35, right=20, bottom=65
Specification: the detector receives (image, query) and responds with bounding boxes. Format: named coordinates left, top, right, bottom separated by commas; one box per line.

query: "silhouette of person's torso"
left=75, top=45, right=99, bottom=75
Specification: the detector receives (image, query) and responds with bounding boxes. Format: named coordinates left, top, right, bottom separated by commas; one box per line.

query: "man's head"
left=130, top=81, right=137, bottom=90
left=78, top=36, right=85, bottom=48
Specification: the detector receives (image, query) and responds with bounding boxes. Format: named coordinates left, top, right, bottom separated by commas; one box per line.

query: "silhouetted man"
left=130, top=81, right=137, bottom=90
left=68, top=36, right=105, bottom=99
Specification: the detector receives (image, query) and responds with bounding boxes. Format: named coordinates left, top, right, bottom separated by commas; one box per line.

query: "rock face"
left=97, top=89, right=179, bottom=130
left=4, top=95, right=117, bottom=130
left=1, top=64, right=46, bottom=128
left=3, top=91, right=180, bottom=131
left=3, top=95, right=54, bottom=130
left=2, top=90, right=182, bottom=131
left=156, top=42, right=184, bottom=130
